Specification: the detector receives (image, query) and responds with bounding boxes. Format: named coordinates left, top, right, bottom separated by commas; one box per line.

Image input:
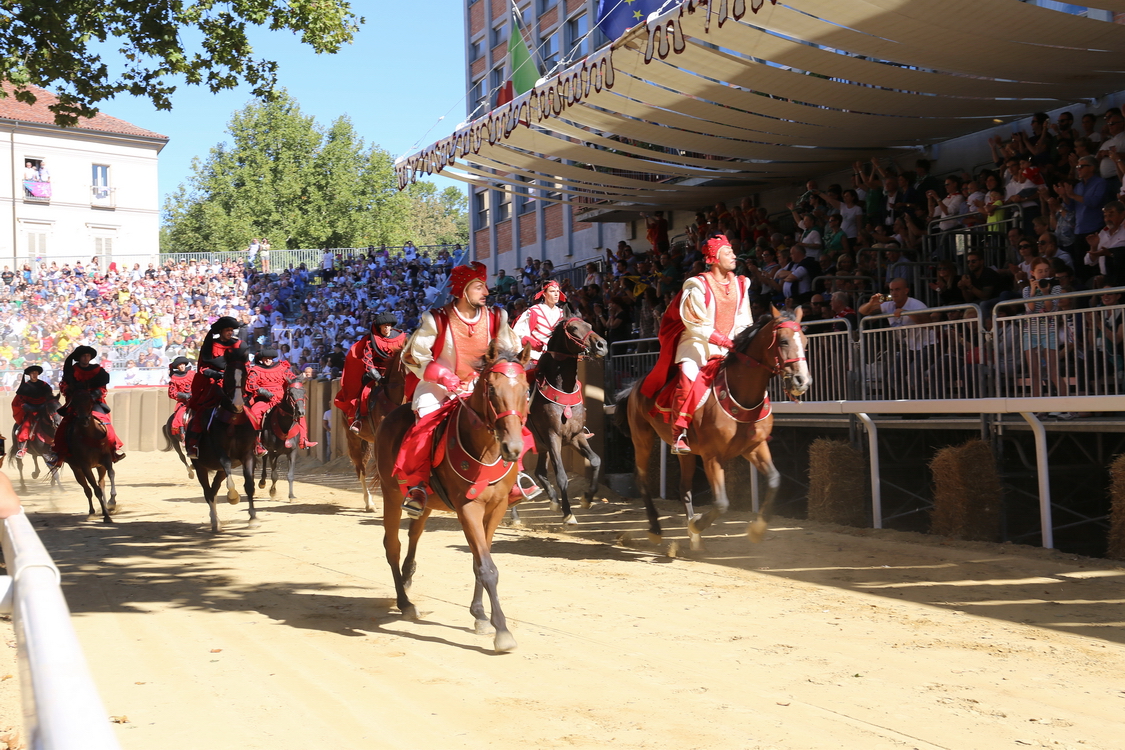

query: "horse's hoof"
left=401, top=604, right=420, bottom=621
left=474, top=619, right=495, bottom=635
left=647, top=532, right=662, bottom=545
left=748, top=519, right=768, bottom=543
left=690, top=533, right=704, bottom=552
left=247, top=517, right=262, bottom=529
left=227, top=489, right=240, bottom=505
left=288, top=495, right=297, bottom=502
left=494, top=631, right=518, bottom=654
left=549, top=499, right=560, bottom=513
left=667, top=540, right=679, bottom=558
left=269, top=487, right=277, bottom=498
left=102, top=516, right=114, bottom=524
left=688, top=514, right=704, bottom=537
left=258, top=480, right=266, bottom=489
left=580, top=496, right=592, bottom=509
left=187, top=470, right=195, bottom=480
left=563, top=514, right=577, bottom=526
left=31, top=470, right=40, bottom=479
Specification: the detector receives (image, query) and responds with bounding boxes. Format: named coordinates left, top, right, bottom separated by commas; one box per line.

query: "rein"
left=479, top=360, right=528, bottom=427
left=733, top=319, right=805, bottom=376
left=549, top=317, right=596, bottom=360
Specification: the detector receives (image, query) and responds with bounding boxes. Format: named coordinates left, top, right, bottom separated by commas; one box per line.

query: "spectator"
left=1086, top=201, right=1125, bottom=284
left=958, top=251, right=1002, bottom=304
left=1022, top=256, right=1064, bottom=401
left=1064, top=156, right=1107, bottom=250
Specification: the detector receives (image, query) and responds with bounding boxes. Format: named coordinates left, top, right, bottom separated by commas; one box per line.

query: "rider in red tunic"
left=335, top=312, right=407, bottom=434
left=47, top=346, right=125, bottom=467
left=244, top=348, right=315, bottom=453
left=12, top=365, right=57, bottom=458
left=185, top=316, right=242, bottom=459
left=166, top=357, right=194, bottom=439
left=640, top=235, right=753, bottom=455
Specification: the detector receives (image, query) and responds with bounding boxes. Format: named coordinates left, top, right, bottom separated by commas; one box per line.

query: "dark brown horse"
left=525, top=316, right=607, bottom=525
left=344, top=350, right=408, bottom=512
left=258, top=379, right=306, bottom=501
left=375, top=338, right=531, bottom=653
left=617, top=308, right=811, bottom=552
left=190, top=348, right=260, bottom=533
left=14, top=398, right=63, bottom=492
left=58, top=388, right=117, bottom=522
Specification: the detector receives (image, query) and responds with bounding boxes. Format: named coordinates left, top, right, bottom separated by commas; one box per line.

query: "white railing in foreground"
left=0, top=502, right=122, bottom=750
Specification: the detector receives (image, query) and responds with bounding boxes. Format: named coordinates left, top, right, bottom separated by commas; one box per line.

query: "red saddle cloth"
left=651, top=358, right=723, bottom=423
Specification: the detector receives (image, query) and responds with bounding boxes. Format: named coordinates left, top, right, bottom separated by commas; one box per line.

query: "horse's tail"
left=614, top=384, right=633, bottom=438
left=160, top=420, right=173, bottom=452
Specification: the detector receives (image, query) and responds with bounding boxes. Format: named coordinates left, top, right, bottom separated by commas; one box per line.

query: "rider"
left=397, top=261, right=519, bottom=517
left=12, top=365, right=57, bottom=458
left=641, top=234, right=752, bottom=455
left=47, top=346, right=125, bottom=467
left=245, top=348, right=316, bottom=453
left=185, top=316, right=242, bottom=459
left=166, top=356, right=193, bottom=440
left=336, top=312, right=407, bottom=434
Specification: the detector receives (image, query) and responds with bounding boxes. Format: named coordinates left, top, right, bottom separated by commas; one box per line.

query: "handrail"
left=0, top=484, right=122, bottom=750
left=991, top=285, right=1125, bottom=319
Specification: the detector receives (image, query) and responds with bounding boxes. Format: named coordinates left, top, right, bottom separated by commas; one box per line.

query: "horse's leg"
left=382, top=482, right=418, bottom=620
left=220, top=454, right=240, bottom=505
left=194, top=464, right=224, bottom=532
left=548, top=433, right=576, bottom=524
left=105, top=461, right=118, bottom=515
left=745, top=441, right=780, bottom=543
left=572, top=433, right=602, bottom=510
left=458, top=499, right=516, bottom=653
left=94, top=466, right=113, bottom=523
left=677, top=453, right=703, bottom=551
left=267, top=453, right=279, bottom=498
left=244, top=455, right=259, bottom=528
left=258, top=448, right=268, bottom=489
left=30, top=454, right=40, bottom=480
left=72, top=466, right=96, bottom=519
left=16, top=457, right=26, bottom=492
left=533, top=442, right=558, bottom=512
left=286, top=450, right=297, bottom=500
left=401, top=507, right=432, bottom=593
left=627, top=399, right=663, bottom=542
left=688, top=456, right=729, bottom=536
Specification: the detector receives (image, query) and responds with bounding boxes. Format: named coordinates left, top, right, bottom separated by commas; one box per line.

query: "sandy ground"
left=2, top=451, right=1125, bottom=750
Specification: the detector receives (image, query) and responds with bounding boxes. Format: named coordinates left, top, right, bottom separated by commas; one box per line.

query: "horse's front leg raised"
left=745, top=441, right=780, bottom=543
left=688, top=457, right=729, bottom=549
left=258, top=449, right=268, bottom=490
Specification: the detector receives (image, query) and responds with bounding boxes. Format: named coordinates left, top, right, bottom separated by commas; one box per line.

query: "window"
left=470, top=38, right=483, bottom=61
left=470, top=77, right=488, bottom=116
left=516, top=177, right=535, bottom=214
left=94, top=236, right=113, bottom=256
left=539, top=0, right=558, bottom=13
left=540, top=33, right=559, bottom=72
left=567, top=14, right=589, bottom=59
left=496, top=189, right=512, bottom=223
left=92, top=164, right=114, bottom=208
left=474, top=190, right=490, bottom=229
left=540, top=178, right=562, bottom=202
left=25, top=231, right=47, bottom=256
left=490, top=67, right=506, bottom=93
left=491, top=24, right=509, bottom=47
left=22, top=157, right=51, bottom=201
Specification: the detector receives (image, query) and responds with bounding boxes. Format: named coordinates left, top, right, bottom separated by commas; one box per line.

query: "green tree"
left=0, top=0, right=362, bottom=126
left=403, top=183, right=470, bottom=247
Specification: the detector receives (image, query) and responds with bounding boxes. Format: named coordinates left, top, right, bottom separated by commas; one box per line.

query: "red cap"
left=450, top=262, right=489, bottom=298
left=534, top=279, right=567, bottom=302
left=704, top=235, right=732, bottom=265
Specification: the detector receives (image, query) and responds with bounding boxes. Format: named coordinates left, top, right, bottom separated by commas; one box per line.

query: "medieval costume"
left=166, top=357, right=193, bottom=439
left=49, top=346, right=124, bottom=465
left=12, top=365, right=56, bottom=457
left=335, top=312, right=407, bottom=432
left=185, top=316, right=242, bottom=458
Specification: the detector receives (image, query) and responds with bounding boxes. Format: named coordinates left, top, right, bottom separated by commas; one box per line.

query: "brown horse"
left=375, top=338, right=531, bottom=653
left=525, top=316, right=607, bottom=525
left=57, top=388, right=118, bottom=522
left=345, top=350, right=408, bottom=512
left=617, top=307, right=811, bottom=551
left=14, top=398, right=63, bottom=492
left=258, top=379, right=307, bottom=501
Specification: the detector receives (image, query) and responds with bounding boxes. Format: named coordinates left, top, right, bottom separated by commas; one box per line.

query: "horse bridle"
left=735, top=319, right=806, bottom=376
left=550, top=317, right=597, bottom=360
left=481, top=360, right=529, bottom=428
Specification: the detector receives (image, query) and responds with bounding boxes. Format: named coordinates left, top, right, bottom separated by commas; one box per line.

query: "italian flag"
left=496, top=10, right=541, bottom=107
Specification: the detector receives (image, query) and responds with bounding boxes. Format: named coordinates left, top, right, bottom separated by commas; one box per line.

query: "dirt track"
left=3, top=451, right=1125, bottom=750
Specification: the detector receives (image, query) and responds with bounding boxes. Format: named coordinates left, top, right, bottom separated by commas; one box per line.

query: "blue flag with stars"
left=595, top=0, right=666, bottom=43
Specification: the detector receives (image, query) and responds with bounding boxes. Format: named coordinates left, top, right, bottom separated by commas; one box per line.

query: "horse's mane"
left=473, top=337, right=523, bottom=371
left=728, top=312, right=796, bottom=361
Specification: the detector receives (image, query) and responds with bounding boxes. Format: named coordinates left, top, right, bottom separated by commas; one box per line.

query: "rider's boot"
left=113, top=451, right=126, bottom=463
left=14, top=441, right=26, bottom=459
left=671, top=430, right=691, bottom=455
left=255, top=438, right=267, bottom=456
left=402, top=485, right=427, bottom=519
left=509, top=472, right=543, bottom=504
left=185, top=433, right=200, bottom=459
left=581, top=426, right=594, bottom=439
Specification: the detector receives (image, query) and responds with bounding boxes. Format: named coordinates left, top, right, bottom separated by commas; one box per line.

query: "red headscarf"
left=450, top=261, right=488, bottom=298
left=703, top=235, right=732, bottom=265
left=535, top=279, right=567, bottom=302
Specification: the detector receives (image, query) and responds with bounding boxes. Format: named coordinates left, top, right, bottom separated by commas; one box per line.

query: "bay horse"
left=58, top=388, right=117, bottom=522
left=375, top=338, right=532, bottom=653
left=617, top=307, right=811, bottom=551
left=344, top=350, right=407, bottom=512
left=525, top=316, right=608, bottom=525
left=14, top=398, right=63, bottom=492
left=190, top=348, right=260, bottom=533
left=161, top=408, right=194, bottom=479
left=258, top=379, right=307, bottom=501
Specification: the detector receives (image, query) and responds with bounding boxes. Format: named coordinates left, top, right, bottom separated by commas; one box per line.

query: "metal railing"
left=922, top=205, right=1024, bottom=268
left=768, top=318, right=856, bottom=403
left=603, top=339, right=660, bottom=405
left=90, top=186, right=115, bottom=209
left=1, top=506, right=122, bottom=750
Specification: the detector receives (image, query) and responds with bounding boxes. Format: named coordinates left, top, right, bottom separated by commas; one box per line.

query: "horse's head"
left=733, top=306, right=812, bottom=400
left=223, top=348, right=249, bottom=406
left=284, top=380, right=307, bottom=418
left=551, top=316, right=608, bottom=359
left=474, top=337, right=532, bottom=463
left=67, top=387, right=96, bottom=421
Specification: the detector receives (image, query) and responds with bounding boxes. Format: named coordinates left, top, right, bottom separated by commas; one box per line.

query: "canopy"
left=396, top=0, right=1125, bottom=210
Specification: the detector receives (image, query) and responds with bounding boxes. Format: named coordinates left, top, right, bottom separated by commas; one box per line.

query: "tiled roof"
left=0, top=83, right=167, bottom=140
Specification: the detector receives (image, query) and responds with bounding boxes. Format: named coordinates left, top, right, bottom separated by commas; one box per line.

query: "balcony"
left=91, top=185, right=115, bottom=209
left=22, top=180, right=51, bottom=203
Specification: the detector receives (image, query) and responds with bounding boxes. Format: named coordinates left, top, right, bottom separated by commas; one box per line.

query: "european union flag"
left=595, top=0, right=666, bottom=43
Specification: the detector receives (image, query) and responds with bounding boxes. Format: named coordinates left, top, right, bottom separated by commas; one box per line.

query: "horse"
left=57, top=388, right=118, bottom=522
left=375, top=338, right=532, bottom=653
left=258, top=379, right=307, bottom=501
left=344, top=350, right=408, bottom=512
left=161, top=407, right=194, bottom=479
left=190, top=348, right=260, bottom=533
left=525, top=316, right=608, bottom=525
left=14, top=399, right=63, bottom=492
left=616, top=307, right=811, bottom=552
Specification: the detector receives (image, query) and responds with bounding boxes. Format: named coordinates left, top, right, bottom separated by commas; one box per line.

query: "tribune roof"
left=396, top=0, right=1125, bottom=211
left=0, top=83, right=168, bottom=141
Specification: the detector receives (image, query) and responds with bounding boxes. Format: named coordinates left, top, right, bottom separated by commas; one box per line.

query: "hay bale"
left=929, top=439, right=1002, bottom=541
left=807, top=438, right=867, bottom=526
left=1106, top=454, right=1125, bottom=560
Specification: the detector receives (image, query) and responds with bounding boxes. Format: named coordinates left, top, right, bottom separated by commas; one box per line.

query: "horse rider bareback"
left=393, top=261, right=539, bottom=518
left=12, top=365, right=57, bottom=458
left=46, top=346, right=125, bottom=469
left=336, top=311, right=407, bottom=434
left=185, top=317, right=243, bottom=459
left=244, top=348, right=315, bottom=454
left=643, top=235, right=754, bottom=454
left=166, top=356, right=194, bottom=440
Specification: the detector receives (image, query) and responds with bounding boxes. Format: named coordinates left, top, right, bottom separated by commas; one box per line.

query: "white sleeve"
left=680, top=278, right=714, bottom=341
left=403, top=310, right=440, bottom=378
left=512, top=309, right=532, bottom=343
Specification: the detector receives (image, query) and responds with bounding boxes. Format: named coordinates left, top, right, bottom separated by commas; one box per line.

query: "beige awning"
left=396, top=0, right=1125, bottom=209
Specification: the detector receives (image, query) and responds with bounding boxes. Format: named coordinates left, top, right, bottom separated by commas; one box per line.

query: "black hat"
left=23, top=365, right=43, bottom=375
left=373, top=312, right=398, bottom=328
left=169, top=356, right=191, bottom=371
left=71, top=345, right=97, bottom=360
left=257, top=347, right=279, bottom=360
left=209, top=316, right=241, bottom=333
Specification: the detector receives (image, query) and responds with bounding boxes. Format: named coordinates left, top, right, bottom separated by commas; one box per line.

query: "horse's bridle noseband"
left=481, top=360, right=528, bottom=427
left=552, top=317, right=598, bottom=360
left=735, top=319, right=806, bottom=376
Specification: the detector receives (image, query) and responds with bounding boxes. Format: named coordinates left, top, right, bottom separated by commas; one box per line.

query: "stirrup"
left=349, top=420, right=362, bottom=434
left=402, top=486, right=427, bottom=519
left=513, top=472, right=543, bottom=501
left=581, top=426, right=594, bottom=438
left=671, top=433, right=691, bottom=455
left=14, top=447, right=26, bottom=459
left=255, top=442, right=267, bottom=456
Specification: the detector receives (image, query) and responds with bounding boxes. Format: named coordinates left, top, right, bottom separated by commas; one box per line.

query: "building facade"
left=0, top=85, right=167, bottom=268
left=463, top=0, right=629, bottom=275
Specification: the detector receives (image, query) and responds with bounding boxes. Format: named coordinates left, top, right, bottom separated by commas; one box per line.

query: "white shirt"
left=879, top=297, right=934, bottom=350
left=838, top=204, right=863, bottom=239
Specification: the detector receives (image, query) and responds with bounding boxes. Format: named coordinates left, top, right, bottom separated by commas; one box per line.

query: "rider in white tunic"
left=512, top=280, right=566, bottom=370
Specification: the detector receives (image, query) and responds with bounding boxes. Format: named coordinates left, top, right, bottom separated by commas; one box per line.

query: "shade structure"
left=396, top=0, right=1125, bottom=210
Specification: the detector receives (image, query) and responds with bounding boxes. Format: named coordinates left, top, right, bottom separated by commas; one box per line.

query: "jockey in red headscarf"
left=640, top=235, right=753, bottom=455
left=185, top=316, right=242, bottom=459
left=335, top=312, right=407, bottom=433
left=166, top=356, right=193, bottom=439
left=47, top=346, right=125, bottom=466
left=12, top=365, right=57, bottom=458
left=512, top=280, right=566, bottom=378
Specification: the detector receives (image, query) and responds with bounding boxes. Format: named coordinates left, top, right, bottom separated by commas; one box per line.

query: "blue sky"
left=101, top=1, right=466, bottom=208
